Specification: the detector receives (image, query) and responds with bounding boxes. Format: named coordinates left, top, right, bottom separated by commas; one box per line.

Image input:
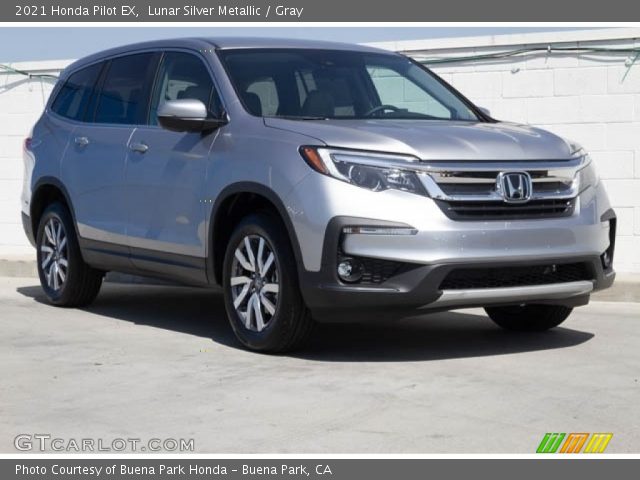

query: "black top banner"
left=5, top=0, right=640, bottom=22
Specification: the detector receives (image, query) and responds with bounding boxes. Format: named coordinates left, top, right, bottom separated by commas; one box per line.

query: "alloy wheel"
left=230, top=235, right=280, bottom=332
left=40, top=218, right=68, bottom=291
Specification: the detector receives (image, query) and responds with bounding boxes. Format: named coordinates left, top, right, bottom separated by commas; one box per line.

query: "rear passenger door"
left=60, top=52, right=158, bottom=266
left=124, top=51, right=223, bottom=281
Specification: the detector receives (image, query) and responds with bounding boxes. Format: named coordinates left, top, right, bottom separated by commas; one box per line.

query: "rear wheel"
left=36, top=202, right=103, bottom=307
left=222, top=213, right=314, bottom=352
left=485, top=304, right=573, bottom=331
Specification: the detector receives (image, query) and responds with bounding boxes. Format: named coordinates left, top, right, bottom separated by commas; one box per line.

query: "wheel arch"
left=208, top=182, right=304, bottom=286
left=30, top=177, right=80, bottom=243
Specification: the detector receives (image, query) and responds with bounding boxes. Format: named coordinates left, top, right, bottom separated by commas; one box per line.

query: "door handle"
left=74, top=136, right=89, bottom=147
left=129, top=142, right=149, bottom=154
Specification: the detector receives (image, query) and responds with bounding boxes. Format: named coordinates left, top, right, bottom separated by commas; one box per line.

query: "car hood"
left=264, top=118, right=576, bottom=161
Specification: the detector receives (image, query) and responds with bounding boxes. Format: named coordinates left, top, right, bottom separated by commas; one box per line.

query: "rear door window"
left=94, top=53, right=157, bottom=125
left=50, top=63, right=103, bottom=121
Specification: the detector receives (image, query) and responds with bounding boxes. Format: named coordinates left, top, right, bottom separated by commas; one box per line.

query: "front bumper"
left=301, top=253, right=613, bottom=321
left=285, top=175, right=616, bottom=321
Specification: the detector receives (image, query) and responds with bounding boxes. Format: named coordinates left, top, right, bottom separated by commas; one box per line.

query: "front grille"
left=439, top=262, right=593, bottom=290
left=438, top=180, right=571, bottom=197
left=422, top=159, right=581, bottom=221
left=435, top=198, right=576, bottom=220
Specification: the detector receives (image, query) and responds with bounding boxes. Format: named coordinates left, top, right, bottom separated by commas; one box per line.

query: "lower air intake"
left=439, top=263, right=593, bottom=290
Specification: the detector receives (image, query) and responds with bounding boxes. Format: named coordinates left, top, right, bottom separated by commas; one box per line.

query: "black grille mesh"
left=435, top=198, right=575, bottom=220
left=341, top=257, right=417, bottom=285
left=439, top=263, right=592, bottom=290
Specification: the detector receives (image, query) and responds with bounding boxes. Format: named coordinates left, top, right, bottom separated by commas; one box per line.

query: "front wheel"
left=485, top=304, right=573, bottom=331
left=222, top=213, right=314, bottom=352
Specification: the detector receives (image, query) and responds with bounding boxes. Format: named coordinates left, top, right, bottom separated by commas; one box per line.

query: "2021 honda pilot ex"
left=22, top=38, right=616, bottom=352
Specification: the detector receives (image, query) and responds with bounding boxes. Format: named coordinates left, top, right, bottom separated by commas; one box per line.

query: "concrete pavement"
left=0, top=276, right=638, bottom=453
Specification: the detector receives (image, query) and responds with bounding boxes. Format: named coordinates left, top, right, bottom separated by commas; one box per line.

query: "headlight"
left=568, top=142, right=599, bottom=193
left=576, top=154, right=599, bottom=193
left=299, top=146, right=427, bottom=195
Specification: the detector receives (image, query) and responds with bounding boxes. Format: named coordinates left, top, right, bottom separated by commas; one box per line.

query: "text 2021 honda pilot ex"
left=22, top=38, right=616, bottom=352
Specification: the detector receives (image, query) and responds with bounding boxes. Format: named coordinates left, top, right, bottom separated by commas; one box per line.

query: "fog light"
left=601, top=250, right=612, bottom=270
left=337, top=258, right=363, bottom=283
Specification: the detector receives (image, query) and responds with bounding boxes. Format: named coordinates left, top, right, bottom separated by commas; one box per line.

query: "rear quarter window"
left=50, top=63, right=103, bottom=121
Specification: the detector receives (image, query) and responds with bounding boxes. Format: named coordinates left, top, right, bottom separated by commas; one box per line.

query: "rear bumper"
left=22, top=212, right=35, bottom=247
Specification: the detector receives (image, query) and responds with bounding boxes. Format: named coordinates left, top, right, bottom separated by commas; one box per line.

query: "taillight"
left=24, top=137, right=33, bottom=151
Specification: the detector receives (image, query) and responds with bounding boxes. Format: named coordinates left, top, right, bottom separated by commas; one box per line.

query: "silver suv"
left=21, top=38, right=616, bottom=352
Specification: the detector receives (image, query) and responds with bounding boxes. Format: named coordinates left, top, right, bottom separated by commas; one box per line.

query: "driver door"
left=124, top=51, right=224, bottom=283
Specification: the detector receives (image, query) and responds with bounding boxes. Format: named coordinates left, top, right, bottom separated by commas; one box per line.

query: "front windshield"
left=218, top=48, right=480, bottom=121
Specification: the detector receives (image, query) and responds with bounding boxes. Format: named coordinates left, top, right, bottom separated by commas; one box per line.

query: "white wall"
left=1, top=28, right=639, bottom=271
left=371, top=28, right=640, bottom=273
left=0, top=59, right=71, bottom=255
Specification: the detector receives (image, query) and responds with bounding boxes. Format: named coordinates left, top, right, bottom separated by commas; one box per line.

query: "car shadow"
left=17, top=282, right=594, bottom=363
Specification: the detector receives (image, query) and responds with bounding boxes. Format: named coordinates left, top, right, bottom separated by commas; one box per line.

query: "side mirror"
left=478, top=106, right=491, bottom=117
left=157, top=99, right=227, bottom=133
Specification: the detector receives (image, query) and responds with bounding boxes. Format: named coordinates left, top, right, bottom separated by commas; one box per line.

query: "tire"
left=36, top=202, right=103, bottom=307
left=485, top=304, right=573, bottom=332
left=222, top=213, right=314, bottom=353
